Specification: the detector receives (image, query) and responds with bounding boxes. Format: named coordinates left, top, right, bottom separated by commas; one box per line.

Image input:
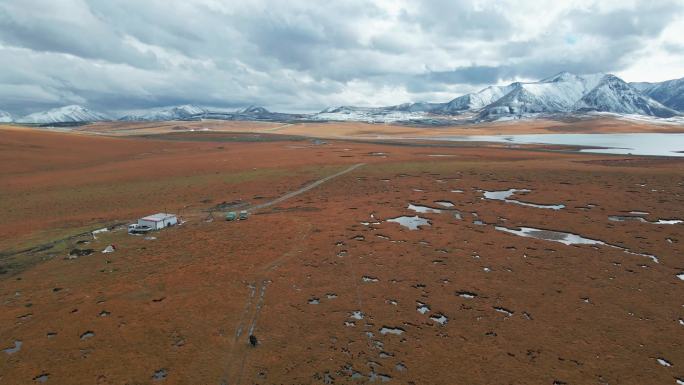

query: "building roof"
left=140, top=213, right=176, bottom=222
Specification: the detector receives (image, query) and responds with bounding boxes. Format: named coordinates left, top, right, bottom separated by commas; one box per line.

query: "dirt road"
left=247, top=163, right=365, bottom=212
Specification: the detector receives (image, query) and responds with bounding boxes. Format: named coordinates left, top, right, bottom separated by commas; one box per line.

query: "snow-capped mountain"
left=226, top=105, right=305, bottom=121
left=8, top=72, right=682, bottom=125
left=17, top=105, right=109, bottom=124
left=238, top=105, right=270, bottom=115
left=313, top=105, right=434, bottom=123
left=385, top=102, right=445, bottom=113
left=316, top=87, right=516, bottom=120
left=477, top=72, right=679, bottom=119
left=314, top=71, right=681, bottom=123
left=440, top=84, right=515, bottom=113
left=119, top=105, right=208, bottom=121
left=631, top=77, right=684, bottom=112
left=574, top=75, right=677, bottom=117
left=478, top=73, right=606, bottom=119
left=0, top=110, right=12, bottom=123
left=117, top=104, right=305, bottom=122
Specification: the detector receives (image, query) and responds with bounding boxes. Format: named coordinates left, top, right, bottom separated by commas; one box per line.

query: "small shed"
left=138, top=213, right=178, bottom=230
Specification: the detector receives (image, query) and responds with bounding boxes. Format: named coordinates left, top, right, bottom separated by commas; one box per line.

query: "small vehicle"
left=239, top=210, right=249, bottom=220
left=128, top=223, right=152, bottom=234
left=226, top=211, right=237, bottom=221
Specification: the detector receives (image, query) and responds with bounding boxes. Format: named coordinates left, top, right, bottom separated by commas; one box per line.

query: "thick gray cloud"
left=0, top=0, right=682, bottom=116
left=399, top=0, right=513, bottom=40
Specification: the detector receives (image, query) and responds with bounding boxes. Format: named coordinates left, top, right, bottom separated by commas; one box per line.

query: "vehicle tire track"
left=227, top=221, right=311, bottom=385
left=221, top=163, right=365, bottom=384
left=233, top=283, right=257, bottom=342
left=247, top=163, right=365, bottom=212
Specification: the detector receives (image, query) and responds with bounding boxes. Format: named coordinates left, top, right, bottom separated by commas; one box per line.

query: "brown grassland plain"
left=1, top=122, right=683, bottom=384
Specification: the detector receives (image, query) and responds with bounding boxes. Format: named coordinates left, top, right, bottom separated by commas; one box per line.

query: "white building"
left=138, top=213, right=178, bottom=230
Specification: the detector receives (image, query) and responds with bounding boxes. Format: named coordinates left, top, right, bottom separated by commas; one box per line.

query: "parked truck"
left=226, top=210, right=249, bottom=221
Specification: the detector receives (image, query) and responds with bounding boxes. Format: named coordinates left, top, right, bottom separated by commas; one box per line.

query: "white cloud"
left=0, top=0, right=682, bottom=115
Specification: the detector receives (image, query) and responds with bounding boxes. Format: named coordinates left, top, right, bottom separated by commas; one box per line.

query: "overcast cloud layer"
left=1, top=0, right=683, bottom=115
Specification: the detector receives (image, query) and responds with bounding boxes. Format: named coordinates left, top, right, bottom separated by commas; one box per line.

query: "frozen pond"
left=429, top=133, right=684, bottom=157
left=350, top=311, right=364, bottom=320
left=387, top=215, right=431, bottom=230
left=408, top=203, right=441, bottom=214
left=3, top=340, right=22, bottom=354
left=654, top=219, right=683, bottom=225
left=416, top=302, right=430, bottom=314
left=483, top=189, right=565, bottom=210
left=430, top=314, right=448, bottom=325
left=609, top=215, right=683, bottom=225
left=380, top=326, right=405, bottom=335
left=495, top=226, right=603, bottom=245
left=457, top=291, right=477, bottom=299
left=608, top=215, right=647, bottom=223
left=496, top=225, right=659, bottom=263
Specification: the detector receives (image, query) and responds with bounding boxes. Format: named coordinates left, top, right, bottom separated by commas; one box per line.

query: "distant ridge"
left=10, top=72, right=684, bottom=125
left=119, top=105, right=208, bottom=121
left=17, top=105, right=109, bottom=124
left=631, top=77, right=684, bottom=112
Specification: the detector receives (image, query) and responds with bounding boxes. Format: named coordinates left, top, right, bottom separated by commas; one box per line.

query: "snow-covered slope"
left=478, top=73, right=604, bottom=119
left=441, top=84, right=515, bottom=113
left=631, top=77, right=684, bottom=112
left=230, top=105, right=305, bottom=121
left=119, top=105, right=207, bottom=121
left=313, top=105, right=432, bottom=123
left=630, top=82, right=652, bottom=92
left=237, top=105, right=270, bottom=115
left=118, top=104, right=302, bottom=122
left=17, top=105, right=109, bottom=124
left=385, top=102, right=445, bottom=113
left=477, top=73, right=680, bottom=120
left=0, top=110, right=12, bottom=123
left=574, top=75, right=678, bottom=118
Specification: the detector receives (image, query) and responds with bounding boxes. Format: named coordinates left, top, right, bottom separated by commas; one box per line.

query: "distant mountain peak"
left=61, top=104, right=88, bottom=111
left=574, top=75, right=678, bottom=117
left=631, top=77, right=684, bottom=111
left=319, top=106, right=356, bottom=114
left=119, top=105, right=207, bottom=121
left=541, top=71, right=577, bottom=82
left=17, top=105, right=109, bottom=124
left=239, top=105, right=270, bottom=114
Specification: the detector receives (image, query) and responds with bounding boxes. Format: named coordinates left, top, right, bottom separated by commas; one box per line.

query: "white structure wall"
left=138, top=213, right=178, bottom=230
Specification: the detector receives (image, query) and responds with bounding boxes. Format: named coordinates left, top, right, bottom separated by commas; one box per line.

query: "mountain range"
left=1, top=72, right=682, bottom=125
left=119, top=105, right=208, bottom=121
left=316, top=72, right=681, bottom=123
left=631, top=77, right=684, bottom=112
left=13, top=105, right=109, bottom=125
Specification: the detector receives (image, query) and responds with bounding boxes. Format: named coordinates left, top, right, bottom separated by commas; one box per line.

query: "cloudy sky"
left=0, top=0, right=683, bottom=116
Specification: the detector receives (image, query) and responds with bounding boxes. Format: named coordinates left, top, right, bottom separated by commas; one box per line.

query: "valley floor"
left=1, top=123, right=683, bottom=384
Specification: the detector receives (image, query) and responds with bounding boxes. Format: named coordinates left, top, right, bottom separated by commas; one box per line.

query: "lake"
left=431, top=133, right=684, bottom=157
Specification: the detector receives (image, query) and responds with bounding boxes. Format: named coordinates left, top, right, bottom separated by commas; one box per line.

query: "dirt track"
left=248, top=163, right=365, bottom=212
